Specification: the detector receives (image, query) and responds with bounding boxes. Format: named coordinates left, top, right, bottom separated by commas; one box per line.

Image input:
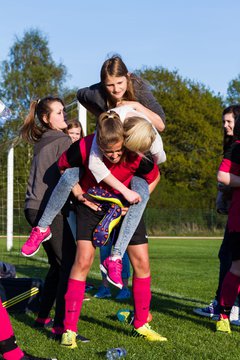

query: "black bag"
left=0, top=261, right=16, bottom=278
left=0, top=277, right=44, bottom=313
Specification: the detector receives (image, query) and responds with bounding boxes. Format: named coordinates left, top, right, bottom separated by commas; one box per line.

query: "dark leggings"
left=25, top=209, right=76, bottom=329
left=215, top=225, right=232, bottom=302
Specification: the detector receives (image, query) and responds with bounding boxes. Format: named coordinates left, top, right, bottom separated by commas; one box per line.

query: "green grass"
left=1, top=238, right=239, bottom=360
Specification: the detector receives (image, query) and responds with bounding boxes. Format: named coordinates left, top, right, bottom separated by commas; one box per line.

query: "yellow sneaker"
left=132, top=323, right=167, bottom=342
left=61, top=330, right=77, bottom=349
left=216, top=318, right=231, bottom=334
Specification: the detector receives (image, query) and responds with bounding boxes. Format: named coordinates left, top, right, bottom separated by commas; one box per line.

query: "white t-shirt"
left=89, top=105, right=166, bottom=183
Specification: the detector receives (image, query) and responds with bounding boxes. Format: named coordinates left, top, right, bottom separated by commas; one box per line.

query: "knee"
left=133, top=257, right=150, bottom=277
left=74, top=253, right=94, bottom=273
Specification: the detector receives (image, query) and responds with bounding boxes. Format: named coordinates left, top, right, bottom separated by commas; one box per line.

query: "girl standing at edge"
left=216, top=115, right=240, bottom=333
left=0, top=99, right=57, bottom=360
left=20, top=97, right=76, bottom=337
left=193, top=105, right=240, bottom=323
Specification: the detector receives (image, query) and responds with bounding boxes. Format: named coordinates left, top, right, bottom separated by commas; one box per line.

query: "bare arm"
left=71, top=183, right=99, bottom=211
left=217, top=170, right=240, bottom=187
left=103, top=173, right=142, bottom=204
left=149, top=172, right=160, bottom=194
left=118, top=100, right=165, bottom=132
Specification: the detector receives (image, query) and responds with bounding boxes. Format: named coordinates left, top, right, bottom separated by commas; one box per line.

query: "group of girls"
left=1, top=53, right=168, bottom=360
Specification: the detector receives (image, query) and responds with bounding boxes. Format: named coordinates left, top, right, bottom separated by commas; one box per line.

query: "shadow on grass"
left=150, top=291, right=217, bottom=331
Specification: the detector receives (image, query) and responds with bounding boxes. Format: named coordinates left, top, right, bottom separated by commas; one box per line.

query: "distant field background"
left=1, top=237, right=239, bottom=360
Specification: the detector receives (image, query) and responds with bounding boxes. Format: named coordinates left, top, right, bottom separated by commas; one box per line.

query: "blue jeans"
left=38, top=168, right=80, bottom=228
left=112, top=176, right=149, bottom=257
left=39, top=171, right=149, bottom=259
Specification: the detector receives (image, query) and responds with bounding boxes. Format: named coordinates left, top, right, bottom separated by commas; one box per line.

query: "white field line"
left=5, top=251, right=48, bottom=263
left=0, top=235, right=222, bottom=239
left=150, top=236, right=222, bottom=239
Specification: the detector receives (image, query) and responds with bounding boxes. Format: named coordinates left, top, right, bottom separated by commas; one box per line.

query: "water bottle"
left=0, top=100, right=12, bottom=124
left=106, top=347, right=127, bottom=359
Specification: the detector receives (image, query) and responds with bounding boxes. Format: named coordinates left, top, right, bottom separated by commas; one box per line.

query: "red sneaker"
left=21, top=227, right=52, bottom=257
left=100, top=256, right=123, bottom=289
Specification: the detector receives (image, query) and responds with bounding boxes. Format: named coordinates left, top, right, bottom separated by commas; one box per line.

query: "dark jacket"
left=25, top=130, right=72, bottom=211
left=77, top=74, right=166, bottom=123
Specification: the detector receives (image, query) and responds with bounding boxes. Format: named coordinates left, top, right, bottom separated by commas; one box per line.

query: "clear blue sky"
left=0, top=0, right=239, bottom=98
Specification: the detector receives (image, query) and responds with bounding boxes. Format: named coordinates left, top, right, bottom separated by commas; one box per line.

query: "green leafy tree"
left=226, top=74, right=240, bottom=104
left=0, top=28, right=68, bottom=140
left=137, top=67, right=224, bottom=209
left=0, top=28, right=69, bottom=219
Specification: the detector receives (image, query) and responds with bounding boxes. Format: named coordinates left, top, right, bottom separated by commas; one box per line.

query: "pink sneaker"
left=21, top=226, right=52, bottom=257
left=100, top=257, right=123, bottom=289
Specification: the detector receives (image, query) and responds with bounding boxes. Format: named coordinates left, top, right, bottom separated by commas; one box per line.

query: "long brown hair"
left=100, top=55, right=136, bottom=108
left=20, top=96, right=65, bottom=143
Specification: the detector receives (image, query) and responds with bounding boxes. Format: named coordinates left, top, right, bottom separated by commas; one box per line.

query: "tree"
left=0, top=28, right=68, bottom=139
left=137, top=67, right=224, bottom=209
left=226, top=74, right=240, bottom=104
left=0, top=28, right=70, bottom=218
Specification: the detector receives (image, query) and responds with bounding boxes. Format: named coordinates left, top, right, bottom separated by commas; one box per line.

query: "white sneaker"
left=230, top=305, right=239, bottom=323
left=230, top=305, right=240, bottom=325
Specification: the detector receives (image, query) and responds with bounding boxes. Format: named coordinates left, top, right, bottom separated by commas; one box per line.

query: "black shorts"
left=76, top=203, right=148, bottom=246
left=229, top=232, right=240, bottom=261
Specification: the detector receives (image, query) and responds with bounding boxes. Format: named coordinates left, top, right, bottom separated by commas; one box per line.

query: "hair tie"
left=107, top=110, right=117, bottom=119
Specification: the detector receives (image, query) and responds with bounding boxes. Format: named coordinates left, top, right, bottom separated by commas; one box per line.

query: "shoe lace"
left=114, top=259, right=122, bottom=275
left=26, top=228, right=41, bottom=246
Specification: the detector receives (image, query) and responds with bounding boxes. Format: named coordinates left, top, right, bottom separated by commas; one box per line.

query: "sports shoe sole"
left=87, top=187, right=124, bottom=207
left=93, top=204, right=122, bottom=247
left=21, top=233, right=52, bottom=257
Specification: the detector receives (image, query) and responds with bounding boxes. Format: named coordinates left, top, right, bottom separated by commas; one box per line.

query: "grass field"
left=1, top=237, right=239, bottom=360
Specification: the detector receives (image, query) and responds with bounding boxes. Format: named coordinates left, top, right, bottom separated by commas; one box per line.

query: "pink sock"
left=64, top=278, right=86, bottom=332
left=220, top=271, right=240, bottom=319
left=132, top=276, right=151, bottom=329
left=0, top=300, right=24, bottom=360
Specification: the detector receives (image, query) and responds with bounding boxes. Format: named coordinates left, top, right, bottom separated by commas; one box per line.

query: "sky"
left=0, top=0, right=240, bottom=98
